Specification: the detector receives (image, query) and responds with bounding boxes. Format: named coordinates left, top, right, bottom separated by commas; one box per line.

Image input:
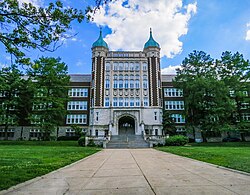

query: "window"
left=143, top=63, right=147, bottom=71
left=66, top=129, right=75, bottom=137
left=105, top=63, right=110, bottom=71
left=119, top=97, right=123, bottom=107
left=135, top=63, right=140, bottom=71
left=154, top=112, right=157, bottom=120
left=124, top=62, right=129, bottom=71
left=96, top=112, right=99, bottom=121
left=135, top=98, right=140, bottom=107
left=144, top=97, right=149, bottom=107
left=113, top=80, right=118, bottom=88
left=125, top=79, right=129, bottom=89
left=171, top=114, right=185, bottom=123
left=68, top=88, right=88, bottom=97
left=0, top=128, right=15, bottom=138
left=113, top=97, right=118, bottom=107
left=105, top=97, right=110, bottom=107
left=67, top=101, right=87, bottom=110
left=105, top=79, right=110, bottom=89
left=164, top=88, right=183, bottom=97
left=125, top=98, right=129, bottom=107
left=66, top=115, right=87, bottom=124
left=143, top=79, right=148, bottom=89
left=113, top=62, right=118, bottom=71
left=119, top=62, right=123, bottom=71
left=130, top=80, right=134, bottom=88
left=242, top=113, right=250, bottom=121
left=130, top=97, right=134, bottom=107
left=95, top=130, right=99, bottom=137
left=135, top=80, right=140, bottom=89
left=130, top=62, right=134, bottom=71
left=165, top=101, right=184, bottom=110
left=29, top=129, right=42, bottom=138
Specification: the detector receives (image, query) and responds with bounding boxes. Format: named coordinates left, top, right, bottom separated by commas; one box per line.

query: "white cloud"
left=161, top=65, right=181, bottom=74
left=92, top=0, right=197, bottom=58
left=246, top=22, right=250, bottom=41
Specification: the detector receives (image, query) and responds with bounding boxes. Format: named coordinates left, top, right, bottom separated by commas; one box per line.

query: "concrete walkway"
left=1, top=149, right=250, bottom=195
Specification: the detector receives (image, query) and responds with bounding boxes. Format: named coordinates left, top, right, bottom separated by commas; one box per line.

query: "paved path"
left=1, top=149, right=250, bottom=195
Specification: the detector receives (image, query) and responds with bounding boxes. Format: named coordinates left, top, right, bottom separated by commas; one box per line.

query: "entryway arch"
left=118, top=116, right=135, bottom=135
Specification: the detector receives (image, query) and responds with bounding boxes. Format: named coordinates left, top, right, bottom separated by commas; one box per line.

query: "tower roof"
left=144, top=28, right=160, bottom=49
left=92, top=29, right=108, bottom=49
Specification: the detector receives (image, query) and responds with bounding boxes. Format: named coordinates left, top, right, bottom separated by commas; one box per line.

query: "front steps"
left=106, top=135, right=149, bottom=149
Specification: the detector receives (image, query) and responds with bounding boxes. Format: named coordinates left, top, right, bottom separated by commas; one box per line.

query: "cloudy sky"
left=1, top=0, right=250, bottom=74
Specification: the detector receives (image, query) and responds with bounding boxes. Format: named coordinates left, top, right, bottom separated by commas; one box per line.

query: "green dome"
left=92, top=30, right=108, bottom=49
left=144, top=29, right=160, bottom=49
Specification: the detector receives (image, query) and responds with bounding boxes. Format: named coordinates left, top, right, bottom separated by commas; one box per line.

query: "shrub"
left=87, top=139, right=96, bottom=147
left=78, top=136, right=85, bottom=147
left=165, top=135, right=189, bottom=146
left=57, top=136, right=80, bottom=141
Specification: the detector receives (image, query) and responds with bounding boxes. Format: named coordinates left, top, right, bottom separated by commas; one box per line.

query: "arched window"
left=124, top=62, right=129, bottom=71
left=130, top=79, right=134, bottom=88
left=136, top=74, right=140, bottom=80
left=143, top=63, right=147, bottom=71
left=113, top=62, right=118, bottom=71
left=130, top=74, right=134, bottom=80
left=143, top=79, right=148, bottom=89
left=113, top=74, right=118, bottom=80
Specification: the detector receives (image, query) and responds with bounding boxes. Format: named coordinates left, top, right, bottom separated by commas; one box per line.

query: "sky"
left=1, top=0, right=250, bottom=74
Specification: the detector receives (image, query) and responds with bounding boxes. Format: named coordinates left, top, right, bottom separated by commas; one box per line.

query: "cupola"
left=92, top=29, right=108, bottom=49
left=144, top=28, right=160, bottom=49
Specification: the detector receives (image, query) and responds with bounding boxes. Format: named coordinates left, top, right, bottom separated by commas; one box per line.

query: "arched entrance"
left=118, top=116, right=135, bottom=135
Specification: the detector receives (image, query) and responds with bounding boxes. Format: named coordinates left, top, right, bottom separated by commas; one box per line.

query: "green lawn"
left=0, top=141, right=101, bottom=191
left=157, top=142, right=250, bottom=173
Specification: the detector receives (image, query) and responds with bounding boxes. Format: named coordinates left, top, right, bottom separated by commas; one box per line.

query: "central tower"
left=90, top=29, right=162, bottom=137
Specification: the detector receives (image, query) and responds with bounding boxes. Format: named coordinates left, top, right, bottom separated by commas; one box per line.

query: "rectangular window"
left=68, top=88, right=88, bottom=97
left=144, top=97, right=149, bottom=107
left=105, top=97, right=110, bottom=107
left=125, top=98, right=129, bottom=107
left=119, top=97, right=123, bottom=107
left=113, top=97, right=118, bottom=107
left=135, top=98, right=140, bottom=107
left=66, top=115, right=87, bottom=124
left=165, top=101, right=184, bottom=110
left=130, top=98, right=134, bottom=107
left=113, top=80, right=118, bottom=88
left=154, top=112, right=157, bottom=120
left=164, top=88, right=183, bottom=97
left=171, top=114, right=185, bottom=123
left=242, top=113, right=250, bottom=121
left=67, top=101, right=88, bottom=110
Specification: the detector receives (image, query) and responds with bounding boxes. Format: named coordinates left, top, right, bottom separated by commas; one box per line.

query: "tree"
left=162, top=109, right=176, bottom=136
left=0, top=65, right=23, bottom=140
left=217, top=51, right=250, bottom=139
left=175, top=51, right=234, bottom=141
left=28, top=57, right=70, bottom=140
left=0, top=0, right=109, bottom=64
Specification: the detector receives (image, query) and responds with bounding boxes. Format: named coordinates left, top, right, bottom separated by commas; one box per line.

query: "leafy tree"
left=0, top=0, right=109, bottom=64
left=28, top=57, right=70, bottom=140
left=175, top=50, right=234, bottom=141
left=0, top=65, right=23, bottom=140
left=217, top=51, right=250, bottom=138
left=162, top=109, right=176, bottom=136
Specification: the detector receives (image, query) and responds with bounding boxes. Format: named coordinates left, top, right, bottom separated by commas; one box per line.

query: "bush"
left=78, top=136, right=85, bottom=147
left=57, top=136, right=80, bottom=141
left=165, top=135, right=189, bottom=146
left=87, top=139, right=96, bottom=147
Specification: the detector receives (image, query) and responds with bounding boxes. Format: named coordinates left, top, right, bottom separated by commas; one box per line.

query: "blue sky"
left=1, top=0, right=250, bottom=74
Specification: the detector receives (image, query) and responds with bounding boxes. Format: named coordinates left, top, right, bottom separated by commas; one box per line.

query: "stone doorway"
left=118, top=116, right=135, bottom=135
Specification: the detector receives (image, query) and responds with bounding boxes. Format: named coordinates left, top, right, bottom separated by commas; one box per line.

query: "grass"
left=0, top=141, right=101, bottom=191
left=157, top=142, right=250, bottom=173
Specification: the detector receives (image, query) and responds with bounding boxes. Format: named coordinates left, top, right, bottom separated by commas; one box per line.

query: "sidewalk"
left=1, top=149, right=250, bottom=195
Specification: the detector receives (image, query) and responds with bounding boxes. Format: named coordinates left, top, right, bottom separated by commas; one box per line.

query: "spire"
left=144, top=28, right=160, bottom=49
left=92, top=28, right=108, bottom=49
